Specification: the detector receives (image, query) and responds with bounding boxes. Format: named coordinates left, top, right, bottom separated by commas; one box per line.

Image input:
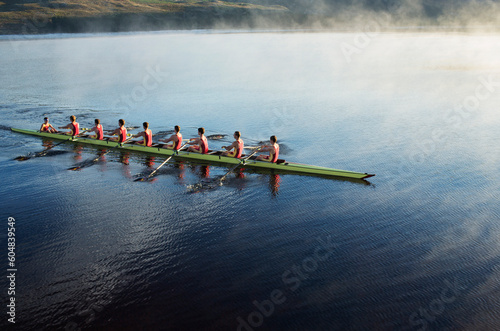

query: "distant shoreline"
left=0, top=11, right=307, bottom=35
left=1, top=1, right=500, bottom=36
left=0, top=2, right=304, bottom=36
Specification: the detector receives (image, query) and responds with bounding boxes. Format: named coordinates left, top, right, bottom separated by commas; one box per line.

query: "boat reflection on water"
left=184, top=161, right=372, bottom=195
left=119, top=152, right=130, bottom=165
left=213, top=168, right=247, bottom=191
left=96, top=149, right=108, bottom=172
left=234, top=168, right=246, bottom=191
left=119, top=152, right=132, bottom=179
left=42, top=139, right=54, bottom=149
left=144, top=156, right=156, bottom=169
left=72, top=145, right=84, bottom=162
left=61, top=145, right=372, bottom=189
left=268, top=173, right=281, bottom=197
left=175, top=161, right=186, bottom=182
left=199, top=165, right=210, bottom=178
left=190, top=164, right=210, bottom=179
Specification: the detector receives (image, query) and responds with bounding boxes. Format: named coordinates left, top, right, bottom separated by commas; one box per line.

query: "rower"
left=187, top=127, right=208, bottom=154
left=256, top=135, right=279, bottom=163
left=40, top=117, right=57, bottom=133
left=132, top=122, right=153, bottom=147
left=160, top=125, right=183, bottom=150
left=88, top=119, right=104, bottom=140
left=58, top=115, right=79, bottom=136
left=221, top=131, right=244, bottom=158
left=108, top=119, right=128, bottom=143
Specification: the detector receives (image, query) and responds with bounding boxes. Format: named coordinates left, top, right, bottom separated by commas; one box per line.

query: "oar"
left=218, top=147, right=261, bottom=184
left=14, top=136, right=76, bottom=161
left=103, top=131, right=133, bottom=137
left=67, top=137, right=133, bottom=171
left=206, top=134, right=227, bottom=140
left=134, top=142, right=189, bottom=182
left=187, top=147, right=261, bottom=191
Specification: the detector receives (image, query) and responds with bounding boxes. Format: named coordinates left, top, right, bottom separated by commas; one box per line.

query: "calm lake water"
left=1, top=30, right=499, bottom=330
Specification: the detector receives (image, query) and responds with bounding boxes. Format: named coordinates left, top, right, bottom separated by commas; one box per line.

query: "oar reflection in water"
left=68, top=137, right=133, bottom=171
left=14, top=138, right=73, bottom=161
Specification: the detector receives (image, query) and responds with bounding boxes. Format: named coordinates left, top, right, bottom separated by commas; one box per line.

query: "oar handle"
left=242, top=146, right=262, bottom=160
left=122, top=137, right=134, bottom=144
left=101, top=136, right=133, bottom=154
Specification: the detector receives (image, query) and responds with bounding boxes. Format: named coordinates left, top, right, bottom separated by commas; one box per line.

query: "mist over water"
left=264, top=0, right=500, bottom=29
left=1, top=29, right=500, bottom=330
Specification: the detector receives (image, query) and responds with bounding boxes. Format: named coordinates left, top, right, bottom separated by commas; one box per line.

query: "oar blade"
left=67, top=163, right=87, bottom=171
left=133, top=169, right=154, bottom=182
left=133, top=170, right=159, bottom=182
left=206, top=134, right=227, bottom=140
left=186, top=178, right=221, bottom=192
left=67, top=149, right=110, bottom=171
left=187, top=182, right=210, bottom=193
left=15, top=138, right=71, bottom=161
left=67, top=158, right=99, bottom=171
left=14, top=155, right=33, bottom=161
left=67, top=161, right=92, bottom=170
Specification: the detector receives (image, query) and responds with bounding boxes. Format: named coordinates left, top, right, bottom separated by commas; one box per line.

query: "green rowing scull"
left=11, top=128, right=375, bottom=180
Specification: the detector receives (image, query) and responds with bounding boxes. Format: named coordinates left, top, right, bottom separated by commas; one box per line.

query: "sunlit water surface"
left=0, top=30, right=499, bottom=330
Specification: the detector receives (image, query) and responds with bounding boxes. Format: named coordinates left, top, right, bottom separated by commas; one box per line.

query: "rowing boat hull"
left=11, top=128, right=375, bottom=180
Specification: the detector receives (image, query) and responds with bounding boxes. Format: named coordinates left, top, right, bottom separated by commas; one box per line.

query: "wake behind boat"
left=11, top=128, right=375, bottom=180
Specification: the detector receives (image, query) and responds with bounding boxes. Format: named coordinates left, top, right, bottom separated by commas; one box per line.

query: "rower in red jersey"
left=40, top=117, right=57, bottom=133
left=58, top=115, right=79, bottom=136
left=133, top=122, right=153, bottom=147
left=109, top=119, right=128, bottom=143
left=88, top=119, right=104, bottom=140
left=160, top=125, right=183, bottom=150
left=256, top=135, right=279, bottom=163
left=221, top=131, right=244, bottom=158
left=187, top=127, right=208, bottom=154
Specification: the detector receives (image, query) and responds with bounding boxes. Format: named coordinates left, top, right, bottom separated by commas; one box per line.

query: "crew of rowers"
left=40, top=115, right=280, bottom=162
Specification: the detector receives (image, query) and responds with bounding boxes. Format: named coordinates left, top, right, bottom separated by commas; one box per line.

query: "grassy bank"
left=0, top=0, right=293, bottom=35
